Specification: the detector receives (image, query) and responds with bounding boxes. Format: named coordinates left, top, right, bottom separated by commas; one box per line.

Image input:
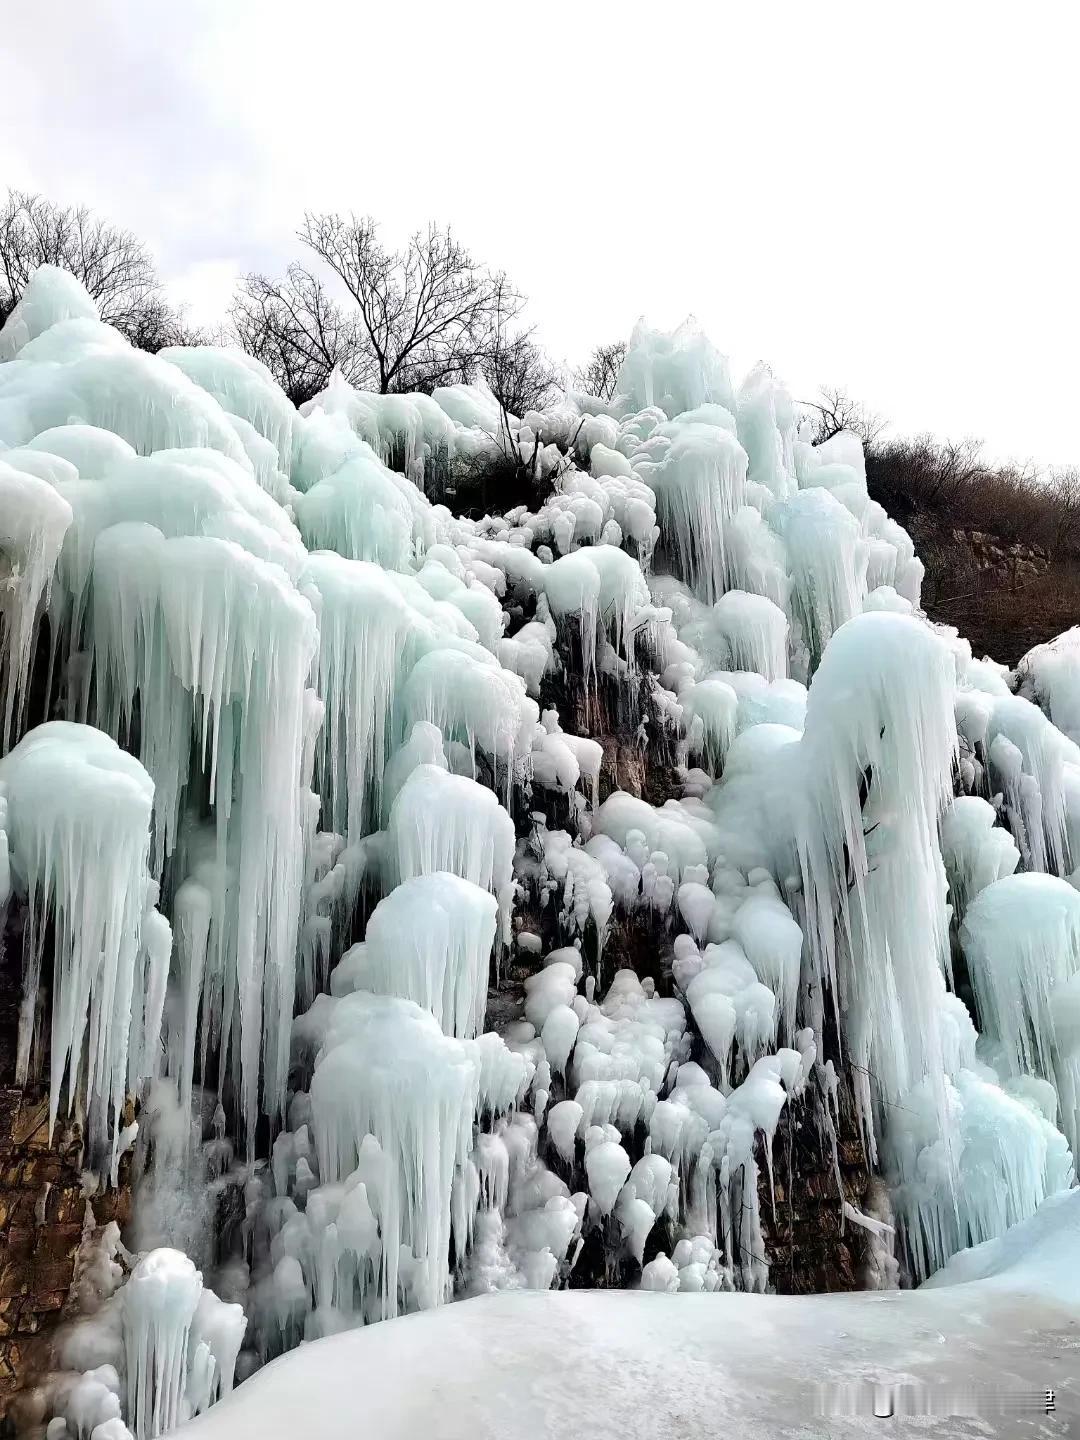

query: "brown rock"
left=54, top=1186, right=86, bottom=1226
left=0, top=1094, right=19, bottom=1149
left=29, top=1262, right=75, bottom=1296
left=33, top=1291, right=68, bottom=1315
left=41, top=1223, right=83, bottom=1259
left=12, top=1099, right=50, bottom=1150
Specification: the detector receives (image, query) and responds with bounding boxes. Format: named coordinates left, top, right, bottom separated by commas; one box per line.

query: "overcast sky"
left=3, top=1, right=1077, bottom=465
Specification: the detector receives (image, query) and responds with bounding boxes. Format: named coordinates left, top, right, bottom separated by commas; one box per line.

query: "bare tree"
left=126, top=292, right=207, bottom=353
left=230, top=265, right=374, bottom=406
left=576, top=340, right=626, bottom=401
left=298, top=213, right=520, bottom=394
left=802, top=385, right=887, bottom=451
left=1048, top=467, right=1080, bottom=555
left=483, top=281, right=559, bottom=421
left=0, top=189, right=181, bottom=346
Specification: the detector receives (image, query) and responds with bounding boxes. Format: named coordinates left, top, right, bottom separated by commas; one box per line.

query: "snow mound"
left=182, top=1192, right=1080, bottom=1439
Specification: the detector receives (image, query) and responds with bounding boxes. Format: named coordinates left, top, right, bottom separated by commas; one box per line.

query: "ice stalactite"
left=115, top=539, right=314, bottom=1138
left=301, top=553, right=463, bottom=841
left=46, top=1242, right=246, bottom=1440
left=735, top=364, right=798, bottom=503
left=1015, top=626, right=1080, bottom=745
left=293, top=436, right=430, bottom=572
left=0, top=265, right=101, bottom=361
left=984, top=693, right=1078, bottom=877
left=689, top=590, right=789, bottom=682
left=0, top=457, right=72, bottom=745
left=0, top=315, right=250, bottom=468
left=779, top=489, right=867, bottom=673
left=401, top=647, right=538, bottom=792
left=122, top=1251, right=203, bottom=1440
left=0, top=722, right=165, bottom=1173
left=309, top=994, right=496, bottom=1316
left=796, top=611, right=959, bottom=1158
left=962, top=872, right=1080, bottom=1157
left=157, top=347, right=302, bottom=491
left=50, top=451, right=321, bottom=1140
left=940, top=795, right=1020, bottom=927
left=636, top=416, right=748, bottom=606
left=613, top=320, right=736, bottom=422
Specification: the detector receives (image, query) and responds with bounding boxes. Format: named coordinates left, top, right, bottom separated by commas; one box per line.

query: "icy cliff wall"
left=0, top=270, right=1077, bottom=1433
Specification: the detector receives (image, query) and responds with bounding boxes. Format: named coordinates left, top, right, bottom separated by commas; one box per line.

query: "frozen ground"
left=182, top=1193, right=1079, bottom=1440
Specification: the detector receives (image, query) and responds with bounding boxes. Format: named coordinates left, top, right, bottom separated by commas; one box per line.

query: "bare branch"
left=801, top=385, right=887, bottom=451
left=575, top=340, right=626, bottom=402
left=229, top=264, right=375, bottom=405
left=298, top=213, right=522, bottom=394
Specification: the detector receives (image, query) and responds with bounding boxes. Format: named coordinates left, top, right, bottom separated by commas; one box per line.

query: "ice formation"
left=0, top=722, right=165, bottom=1173
left=42, top=1236, right=246, bottom=1440
left=331, top=873, right=497, bottom=1038
left=1, top=266, right=1077, bottom=1435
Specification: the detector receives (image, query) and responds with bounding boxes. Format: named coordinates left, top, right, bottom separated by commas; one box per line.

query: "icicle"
left=0, top=459, right=72, bottom=746
left=780, top=489, right=867, bottom=673
left=985, top=694, right=1077, bottom=875
left=0, top=722, right=158, bottom=1171
left=940, top=795, right=1019, bottom=927
left=962, top=872, right=1080, bottom=1156
left=797, top=612, right=958, bottom=1158
left=121, top=1250, right=202, bottom=1440
left=309, top=994, right=481, bottom=1316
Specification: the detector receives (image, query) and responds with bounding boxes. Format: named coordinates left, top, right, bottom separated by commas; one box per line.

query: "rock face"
left=0, top=910, right=131, bottom=1412
left=533, top=661, right=875, bottom=1298
left=758, top=1079, right=871, bottom=1294
left=890, top=510, right=1065, bottom=667
left=0, top=1093, right=119, bottom=1405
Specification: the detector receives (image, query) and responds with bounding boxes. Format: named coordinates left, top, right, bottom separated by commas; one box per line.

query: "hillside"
left=863, top=438, right=1080, bottom=665
left=1, top=269, right=1078, bottom=1440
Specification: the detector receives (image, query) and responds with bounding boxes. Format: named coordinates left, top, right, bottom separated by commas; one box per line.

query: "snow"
left=181, top=1192, right=1080, bottom=1440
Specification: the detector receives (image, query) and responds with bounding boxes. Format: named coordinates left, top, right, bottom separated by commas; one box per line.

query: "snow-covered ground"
left=183, top=1192, right=1080, bottom=1439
